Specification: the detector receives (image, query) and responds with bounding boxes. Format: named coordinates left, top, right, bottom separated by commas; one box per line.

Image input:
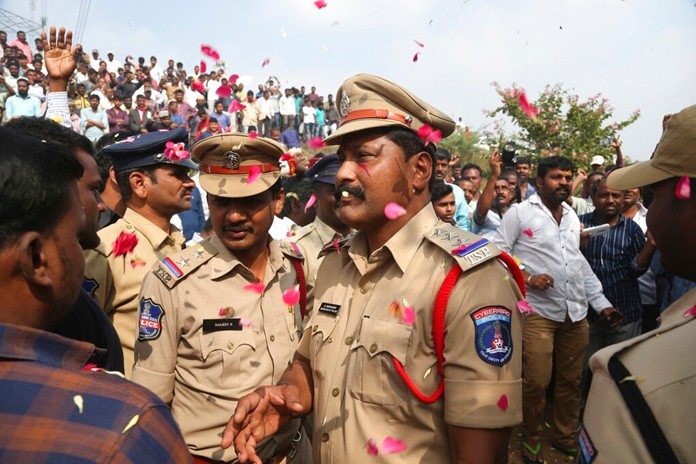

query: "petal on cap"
left=683, top=305, right=696, bottom=318
left=247, top=165, right=261, bottom=184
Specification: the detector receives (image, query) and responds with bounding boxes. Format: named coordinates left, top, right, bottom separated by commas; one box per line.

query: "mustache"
left=335, top=184, right=366, bottom=201
left=223, top=223, right=252, bottom=233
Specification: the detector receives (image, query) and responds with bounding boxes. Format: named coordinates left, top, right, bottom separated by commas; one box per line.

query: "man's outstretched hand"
left=42, top=26, right=79, bottom=91
left=221, top=384, right=306, bottom=464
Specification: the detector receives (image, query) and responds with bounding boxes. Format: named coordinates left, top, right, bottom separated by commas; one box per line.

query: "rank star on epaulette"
left=430, top=228, right=445, bottom=237
left=192, top=248, right=205, bottom=260
left=177, top=257, right=190, bottom=267
left=446, top=231, right=460, bottom=241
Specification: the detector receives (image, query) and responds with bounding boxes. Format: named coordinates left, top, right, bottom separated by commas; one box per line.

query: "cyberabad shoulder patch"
left=82, top=277, right=99, bottom=298
left=471, top=306, right=513, bottom=366
left=138, top=298, right=165, bottom=342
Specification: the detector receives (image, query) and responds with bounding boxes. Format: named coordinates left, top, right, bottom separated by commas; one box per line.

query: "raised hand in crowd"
left=41, top=26, right=79, bottom=92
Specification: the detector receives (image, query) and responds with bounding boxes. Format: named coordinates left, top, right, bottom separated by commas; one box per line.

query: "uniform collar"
left=208, top=234, right=287, bottom=281
left=0, top=323, right=96, bottom=369
left=313, top=216, right=345, bottom=245
left=123, top=208, right=184, bottom=250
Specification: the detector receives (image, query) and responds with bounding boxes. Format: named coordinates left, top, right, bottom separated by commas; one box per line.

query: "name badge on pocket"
left=203, top=318, right=242, bottom=334
left=318, top=302, right=341, bottom=316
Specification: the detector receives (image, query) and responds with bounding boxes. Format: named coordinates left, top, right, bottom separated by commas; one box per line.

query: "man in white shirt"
left=105, top=51, right=122, bottom=75
left=494, top=155, right=618, bottom=463
left=279, top=87, right=296, bottom=130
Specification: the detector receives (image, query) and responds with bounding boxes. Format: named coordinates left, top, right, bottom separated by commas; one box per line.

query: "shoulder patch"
left=153, top=239, right=217, bottom=288
left=82, top=277, right=99, bottom=298
left=470, top=305, right=513, bottom=366
left=277, top=240, right=304, bottom=259
left=138, top=298, right=165, bottom=341
left=424, top=224, right=501, bottom=272
left=319, top=233, right=354, bottom=257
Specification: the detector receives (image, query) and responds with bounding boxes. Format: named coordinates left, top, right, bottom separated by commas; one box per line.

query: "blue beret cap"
left=101, top=127, right=199, bottom=172
left=305, top=154, right=339, bottom=185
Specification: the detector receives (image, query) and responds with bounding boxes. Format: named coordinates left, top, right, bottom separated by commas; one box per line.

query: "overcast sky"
left=4, top=0, right=696, bottom=160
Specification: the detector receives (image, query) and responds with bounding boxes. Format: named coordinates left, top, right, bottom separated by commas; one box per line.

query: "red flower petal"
left=228, top=100, right=246, bottom=112
left=113, top=231, right=138, bottom=257
left=414, top=39, right=425, bottom=47
left=218, top=307, right=233, bottom=317
left=228, top=74, right=239, bottom=85
left=200, top=44, right=220, bottom=61
left=282, top=285, right=300, bottom=306
left=412, top=52, right=420, bottom=62
left=381, top=437, right=407, bottom=455
left=675, top=176, right=691, bottom=200
left=308, top=136, right=326, bottom=149
left=305, top=193, right=317, bottom=212
left=384, top=202, right=406, bottom=220
left=401, top=306, right=415, bottom=325
left=244, top=283, right=265, bottom=294
left=280, top=153, right=295, bottom=162
left=497, top=394, right=509, bottom=412
left=200, top=60, right=207, bottom=73
left=216, top=85, right=232, bottom=98
left=366, top=438, right=379, bottom=456
left=247, top=165, right=262, bottom=184
left=262, top=57, right=270, bottom=67
left=517, top=300, right=535, bottom=314
left=523, top=228, right=534, bottom=238
left=191, top=81, right=205, bottom=93
left=314, top=0, right=327, bottom=8
left=683, top=305, right=696, bottom=318
left=518, top=92, right=538, bottom=119
left=416, top=123, right=442, bottom=146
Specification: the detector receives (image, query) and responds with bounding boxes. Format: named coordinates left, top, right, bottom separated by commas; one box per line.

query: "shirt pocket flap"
left=355, top=318, right=412, bottom=365
left=199, top=329, right=256, bottom=361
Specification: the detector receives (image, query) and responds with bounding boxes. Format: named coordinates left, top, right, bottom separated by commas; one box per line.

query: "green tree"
left=439, top=126, right=488, bottom=168
left=485, top=82, right=640, bottom=170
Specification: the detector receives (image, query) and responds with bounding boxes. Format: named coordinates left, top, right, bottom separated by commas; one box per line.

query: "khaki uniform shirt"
left=581, top=287, right=696, bottom=463
left=84, top=208, right=185, bottom=376
left=286, top=216, right=346, bottom=314
left=297, top=205, right=523, bottom=463
left=131, top=235, right=303, bottom=461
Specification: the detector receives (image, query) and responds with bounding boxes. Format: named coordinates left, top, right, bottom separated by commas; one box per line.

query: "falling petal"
left=314, top=0, right=328, bottom=8
left=228, top=100, right=246, bottom=112
left=522, top=228, right=534, bottom=238
left=683, top=305, right=696, bottom=317
left=282, top=285, right=301, bottom=306
left=191, top=80, right=205, bottom=93
left=200, top=44, right=220, bottom=61
left=73, top=395, right=84, bottom=414
left=219, top=307, right=233, bottom=317
left=305, top=193, right=317, bottom=212
left=517, top=300, right=535, bottom=314
left=366, top=439, right=379, bottom=456
left=200, top=60, right=207, bottom=73
left=358, top=163, right=371, bottom=177
left=228, top=74, right=240, bottom=85
left=280, top=26, right=287, bottom=38
left=384, top=202, right=406, bottom=220
left=331, top=20, right=340, bottom=26
left=412, top=52, right=420, bottom=62
left=244, top=282, right=265, bottom=294
left=280, top=153, right=295, bottom=162
left=122, top=414, right=139, bottom=434
left=497, top=394, right=509, bottom=412
left=308, top=136, right=326, bottom=149
left=423, top=367, right=432, bottom=380
left=248, top=132, right=259, bottom=139
left=239, top=318, right=253, bottom=328
left=416, top=123, right=442, bottom=146
left=216, top=85, right=232, bottom=98
left=414, top=39, right=425, bottom=47
left=675, top=176, right=691, bottom=200
left=518, top=92, right=538, bottom=120
left=262, top=57, right=270, bottom=67
left=381, top=437, right=407, bottom=455
left=401, top=307, right=415, bottom=325
left=388, top=300, right=401, bottom=318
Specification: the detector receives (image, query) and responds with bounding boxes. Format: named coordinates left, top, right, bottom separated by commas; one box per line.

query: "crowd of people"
left=0, top=25, right=694, bottom=464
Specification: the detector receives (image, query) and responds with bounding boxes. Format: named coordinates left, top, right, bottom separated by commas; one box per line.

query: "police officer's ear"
left=128, top=171, right=150, bottom=200
left=410, top=150, right=432, bottom=194
left=273, top=187, right=285, bottom=216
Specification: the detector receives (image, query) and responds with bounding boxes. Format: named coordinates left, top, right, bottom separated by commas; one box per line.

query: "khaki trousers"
left=522, top=312, right=588, bottom=449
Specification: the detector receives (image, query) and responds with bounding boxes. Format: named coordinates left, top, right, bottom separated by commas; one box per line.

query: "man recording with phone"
left=578, top=176, right=657, bottom=380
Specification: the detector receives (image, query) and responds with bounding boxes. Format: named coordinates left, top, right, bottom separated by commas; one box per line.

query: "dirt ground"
left=507, top=403, right=578, bottom=464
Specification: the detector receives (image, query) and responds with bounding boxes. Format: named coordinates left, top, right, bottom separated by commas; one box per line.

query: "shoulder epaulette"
left=277, top=240, right=304, bottom=260
left=97, top=222, right=133, bottom=258
left=285, top=223, right=315, bottom=242
left=152, top=239, right=218, bottom=288
left=318, top=233, right=354, bottom=258
left=424, top=223, right=501, bottom=273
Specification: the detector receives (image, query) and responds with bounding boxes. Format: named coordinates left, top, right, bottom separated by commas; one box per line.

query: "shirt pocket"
left=199, top=329, right=257, bottom=390
left=349, top=317, right=412, bottom=406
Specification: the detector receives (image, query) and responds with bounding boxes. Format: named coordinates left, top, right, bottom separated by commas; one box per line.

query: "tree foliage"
left=439, top=126, right=488, bottom=168
left=485, top=82, right=640, bottom=170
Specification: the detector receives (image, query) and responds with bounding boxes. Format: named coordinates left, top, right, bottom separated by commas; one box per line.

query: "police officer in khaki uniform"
left=286, top=154, right=351, bottom=313
left=84, top=127, right=197, bottom=376
left=224, top=74, right=525, bottom=464
left=132, top=133, right=311, bottom=464
left=579, top=105, right=696, bottom=464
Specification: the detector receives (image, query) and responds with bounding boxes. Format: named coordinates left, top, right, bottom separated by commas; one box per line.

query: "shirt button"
left=360, top=285, right=369, bottom=294
left=270, top=335, right=275, bottom=342
left=290, top=334, right=295, bottom=342
left=332, top=388, right=340, bottom=397
left=321, top=432, right=329, bottom=442
left=345, top=336, right=353, bottom=345
left=125, top=224, right=133, bottom=230
left=313, top=325, right=318, bottom=332
left=227, top=342, right=234, bottom=350
left=287, top=306, right=293, bottom=313
left=369, top=343, right=377, bottom=353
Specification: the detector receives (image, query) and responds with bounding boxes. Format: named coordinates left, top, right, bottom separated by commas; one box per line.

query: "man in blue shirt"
left=435, top=148, right=470, bottom=230
left=5, top=76, right=40, bottom=118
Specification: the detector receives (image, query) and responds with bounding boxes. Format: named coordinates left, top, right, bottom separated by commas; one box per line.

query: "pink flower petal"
left=218, top=307, right=232, bottom=317
left=412, top=52, right=420, bottom=62
left=517, top=300, right=535, bottom=314
left=522, top=228, right=534, bottom=238
left=239, top=318, right=253, bottom=328
left=248, top=132, right=258, bottom=139
left=247, top=165, right=262, bottom=184
left=282, top=285, right=300, bottom=306
left=228, top=100, right=246, bottom=112
left=305, top=193, right=317, bottom=212
left=228, top=74, right=239, bottom=85
left=683, top=305, right=696, bottom=318
left=262, top=57, right=270, bottom=67
left=518, top=92, right=538, bottom=120
left=244, top=283, right=265, bottom=294
left=308, top=136, right=326, bottom=149
left=216, top=85, right=232, bottom=98
left=191, top=81, right=205, bottom=93
left=401, top=306, right=415, bottom=325
left=384, top=202, right=406, bottom=220
left=200, top=44, right=220, bottom=61
left=366, top=439, right=379, bottom=456
left=675, top=176, right=691, bottom=200
left=381, top=437, right=407, bottom=455
left=358, top=163, right=371, bottom=177
left=200, top=60, right=207, bottom=73
left=451, top=244, right=468, bottom=255
left=497, top=394, right=509, bottom=412
left=314, top=0, right=327, bottom=9
left=332, top=238, right=340, bottom=253
left=414, top=39, right=425, bottom=47
left=416, top=123, right=442, bottom=146
left=280, top=153, right=295, bottom=162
